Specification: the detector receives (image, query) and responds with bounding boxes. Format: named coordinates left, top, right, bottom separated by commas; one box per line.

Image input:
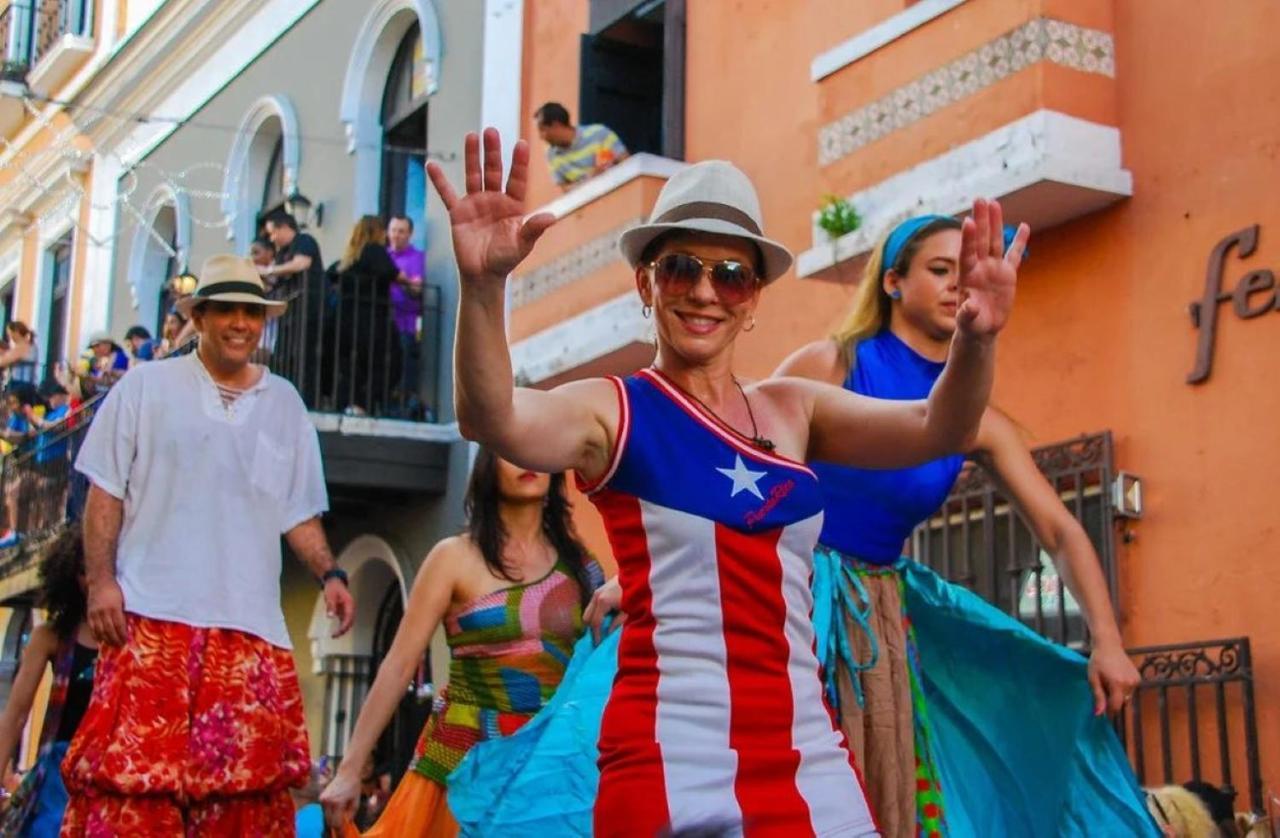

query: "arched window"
left=380, top=23, right=428, bottom=248
left=152, top=205, right=179, bottom=334
left=262, top=135, right=287, bottom=218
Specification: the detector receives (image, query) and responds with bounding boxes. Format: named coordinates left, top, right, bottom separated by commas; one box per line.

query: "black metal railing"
left=320, top=653, right=372, bottom=763
left=268, top=268, right=442, bottom=421
left=910, top=432, right=1118, bottom=649
left=30, top=0, right=91, bottom=69
left=0, top=392, right=103, bottom=577
left=0, top=2, right=35, bottom=79
left=1118, top=637, right=1264, bottom=816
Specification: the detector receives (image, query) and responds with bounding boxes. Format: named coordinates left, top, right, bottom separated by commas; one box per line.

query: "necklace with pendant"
left=652, top=368, right=777, bottom=453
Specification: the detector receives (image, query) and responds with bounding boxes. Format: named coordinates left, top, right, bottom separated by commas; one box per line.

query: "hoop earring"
left=642, top=304, right=652, bottom=319
left=743, top=315, right=757, bottom=332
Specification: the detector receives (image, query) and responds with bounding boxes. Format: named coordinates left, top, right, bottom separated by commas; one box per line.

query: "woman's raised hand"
left=426, top=128, right=557, bottom=285
left=956, top=198, right=1029, bottom=340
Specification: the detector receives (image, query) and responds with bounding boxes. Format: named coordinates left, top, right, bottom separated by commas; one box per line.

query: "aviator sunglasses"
left=646, top=253, right=761, bottom=306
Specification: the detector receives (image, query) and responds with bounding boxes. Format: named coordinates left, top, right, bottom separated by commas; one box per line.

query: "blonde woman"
left=774, top=215, right=1153, bottom=837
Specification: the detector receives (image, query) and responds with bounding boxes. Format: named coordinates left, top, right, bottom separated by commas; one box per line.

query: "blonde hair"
left=340, top=215, right=388, bottom=271
left=830, top=216, right=961, bottom=372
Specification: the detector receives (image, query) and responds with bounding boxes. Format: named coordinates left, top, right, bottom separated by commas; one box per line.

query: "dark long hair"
left=37, top=525, right=86, bottom=641
left=463, top=447, right=594, bottom=605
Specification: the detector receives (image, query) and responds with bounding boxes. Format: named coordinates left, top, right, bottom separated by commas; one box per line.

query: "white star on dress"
left=717, top=454, right=767, bottom=501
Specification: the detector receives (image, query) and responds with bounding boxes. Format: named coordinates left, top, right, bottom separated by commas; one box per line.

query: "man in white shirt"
left=62, top=255, right=355, bottom=835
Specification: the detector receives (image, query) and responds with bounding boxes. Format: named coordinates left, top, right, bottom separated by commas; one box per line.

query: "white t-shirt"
left=75, top=351, right=328, bottom=648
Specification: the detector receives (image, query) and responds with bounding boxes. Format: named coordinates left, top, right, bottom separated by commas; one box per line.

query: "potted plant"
left=816, top=194, right=861, bottom=241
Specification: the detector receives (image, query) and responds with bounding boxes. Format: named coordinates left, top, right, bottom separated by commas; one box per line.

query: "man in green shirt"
left=534, top=102, right=629, bottom=190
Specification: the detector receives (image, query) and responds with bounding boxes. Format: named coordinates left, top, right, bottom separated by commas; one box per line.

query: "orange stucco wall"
left=520, top=0, right=1280, bottom=798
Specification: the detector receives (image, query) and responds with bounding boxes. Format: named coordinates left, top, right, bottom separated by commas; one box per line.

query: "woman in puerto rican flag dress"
left=426, top=129, right=1026, bottom=837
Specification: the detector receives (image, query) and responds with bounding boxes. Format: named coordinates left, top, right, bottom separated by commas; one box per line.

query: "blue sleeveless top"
left=811, top=331, right=966, bottom=564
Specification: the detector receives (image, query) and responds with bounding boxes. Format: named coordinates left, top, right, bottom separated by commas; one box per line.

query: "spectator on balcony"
left=0, top=321, right=39, bottom=386
left=62, top=254, right=354, bottom=834
left=533, top=102, right=628, bottom=190
left=0, top=381, right=41, bottom=549
left=386, top=214, right=425, bottom=417
left=330, top=215, right=400, bottom=415
left=154, top=309, right=193, bottom=360
left=123, top=326, right=156, bottom=366
left=262, top=210, right=329, bottom=407
left=27, top=378, right=72, bottom=533
left=250, top=236, right=281, bottom=365
left=0, top=527, right=96, bottom=837
left=82, top=333, right=130, bottom=388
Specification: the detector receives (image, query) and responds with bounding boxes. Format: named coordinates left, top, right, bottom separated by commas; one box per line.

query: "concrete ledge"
left=534, top=153, right=685, bottom=221
left=510, top=291, right=653, bottom=386
left=797, top=110, right=1132, bottom=282
left=812, top=0, right=968, bottom=81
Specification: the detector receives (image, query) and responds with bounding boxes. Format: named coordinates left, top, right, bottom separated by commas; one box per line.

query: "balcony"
left=25, top=0, right=94, bottom=98
left=265, top=274, right=457, bottom=496
left=0, top=2, right=34, bottom=135
left=800, top=0, right=1131, bottom=281
left=508, top=153, right=684, bottom=386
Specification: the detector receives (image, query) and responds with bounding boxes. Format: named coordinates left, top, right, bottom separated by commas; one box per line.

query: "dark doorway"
left=581, top=0, right=685, bottom=159
left=370, top=581, right=433, bottom=783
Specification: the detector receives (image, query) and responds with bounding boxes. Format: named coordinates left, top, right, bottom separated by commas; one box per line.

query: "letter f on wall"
left=1187, top=225, right=1259, bottom=384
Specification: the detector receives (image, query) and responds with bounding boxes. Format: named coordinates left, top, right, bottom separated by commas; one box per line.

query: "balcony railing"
left=31, top=0, right=90, bottom=69
left=0, top=392, right=103, bottom=580
left=0, top=2, right=35, bottom=79
left=268, top=269, right=443, bottom=422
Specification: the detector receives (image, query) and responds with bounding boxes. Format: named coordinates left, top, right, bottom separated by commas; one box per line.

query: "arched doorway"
left=380, top=22, right=428, bottom=250
left=221, top=95, right=301, bottom=252
left=341, top=0, right=441, bottom=219
left=370, top=579, right=432, bottom=783
left=309, top=536, right=429, bottom=775
left=127, top=185, right=191, bottom=336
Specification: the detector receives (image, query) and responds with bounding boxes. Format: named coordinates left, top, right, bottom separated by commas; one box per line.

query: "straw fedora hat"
left=85, top=331, right=120, bottom=350
left=176, top=254, right=287, bottom=318
left=618, top=160, right=793, bottom=284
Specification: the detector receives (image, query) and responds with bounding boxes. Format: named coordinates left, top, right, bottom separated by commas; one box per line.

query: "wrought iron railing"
left=910, top=431, right=1118, bottom=649
left=320, top=653, right=372, bottom=763
left=0, top=2, right=35, bottom=79
left=0, top=392, right=103, bottom=578
left=1119, top=637, right=1264, bottom=816
left=268, top=269, right=443, bottom=421
left=30, top=0, right=91, bottom=69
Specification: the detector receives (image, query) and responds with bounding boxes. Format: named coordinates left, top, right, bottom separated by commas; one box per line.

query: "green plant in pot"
left=816, top=194, right=861, bottom=240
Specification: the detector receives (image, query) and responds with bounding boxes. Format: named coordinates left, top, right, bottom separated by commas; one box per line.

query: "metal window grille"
left=910, top=431, right=1118, bottom=649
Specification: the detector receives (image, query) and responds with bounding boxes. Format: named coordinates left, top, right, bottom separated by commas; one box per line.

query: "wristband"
left=321, top=568, right=349, bottom=587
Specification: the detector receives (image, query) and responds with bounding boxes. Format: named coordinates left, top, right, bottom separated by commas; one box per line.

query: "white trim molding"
left=510, top=291, right=652, bottom=386
left=221, top=94, right=301, bottom=248
left=812, top=0, right=968, bottom=81
left=797, top=110, right=1132, bottom=281
left=534, top=153, right=686, bottom=221
left=480, top=0, right=523, bottom=173
left=341, top=0, right=443, bottom=218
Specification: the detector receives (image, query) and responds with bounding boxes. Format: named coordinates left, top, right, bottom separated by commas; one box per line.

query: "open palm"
left=427, top=129, right=556, bottom=283
left=956, top=198, right=1029, bottom=339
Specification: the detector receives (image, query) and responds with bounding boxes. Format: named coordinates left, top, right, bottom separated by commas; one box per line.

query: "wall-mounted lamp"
left=171, top=267, right=199, bottom=297
left=1111, top=471, right=1143, bottom=519
left=285, top=190, right=323, bottom=230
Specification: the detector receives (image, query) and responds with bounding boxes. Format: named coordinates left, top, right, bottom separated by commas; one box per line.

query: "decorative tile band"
left=819, top=18, right=1115, bottom=167
left=510, top=218, right=640, bottom=309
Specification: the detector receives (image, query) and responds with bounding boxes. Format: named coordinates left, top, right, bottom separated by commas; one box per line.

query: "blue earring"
left=889, top=289, right=902, bottom=300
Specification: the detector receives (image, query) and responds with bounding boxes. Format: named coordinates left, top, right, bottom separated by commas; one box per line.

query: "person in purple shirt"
left=386, top=215, right=425, bottom=417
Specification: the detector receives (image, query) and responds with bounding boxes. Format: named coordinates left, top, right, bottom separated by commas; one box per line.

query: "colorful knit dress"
left=350, top=557, right=598, bottom=837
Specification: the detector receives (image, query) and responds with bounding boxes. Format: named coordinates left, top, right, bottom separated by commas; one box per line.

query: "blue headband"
left=880, top=214, right=1025, bottom=278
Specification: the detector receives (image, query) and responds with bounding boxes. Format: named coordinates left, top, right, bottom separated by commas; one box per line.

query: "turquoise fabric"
left=447, top=629, right=618, bottom=837
left=816, top=554, right=1158, bottom=837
